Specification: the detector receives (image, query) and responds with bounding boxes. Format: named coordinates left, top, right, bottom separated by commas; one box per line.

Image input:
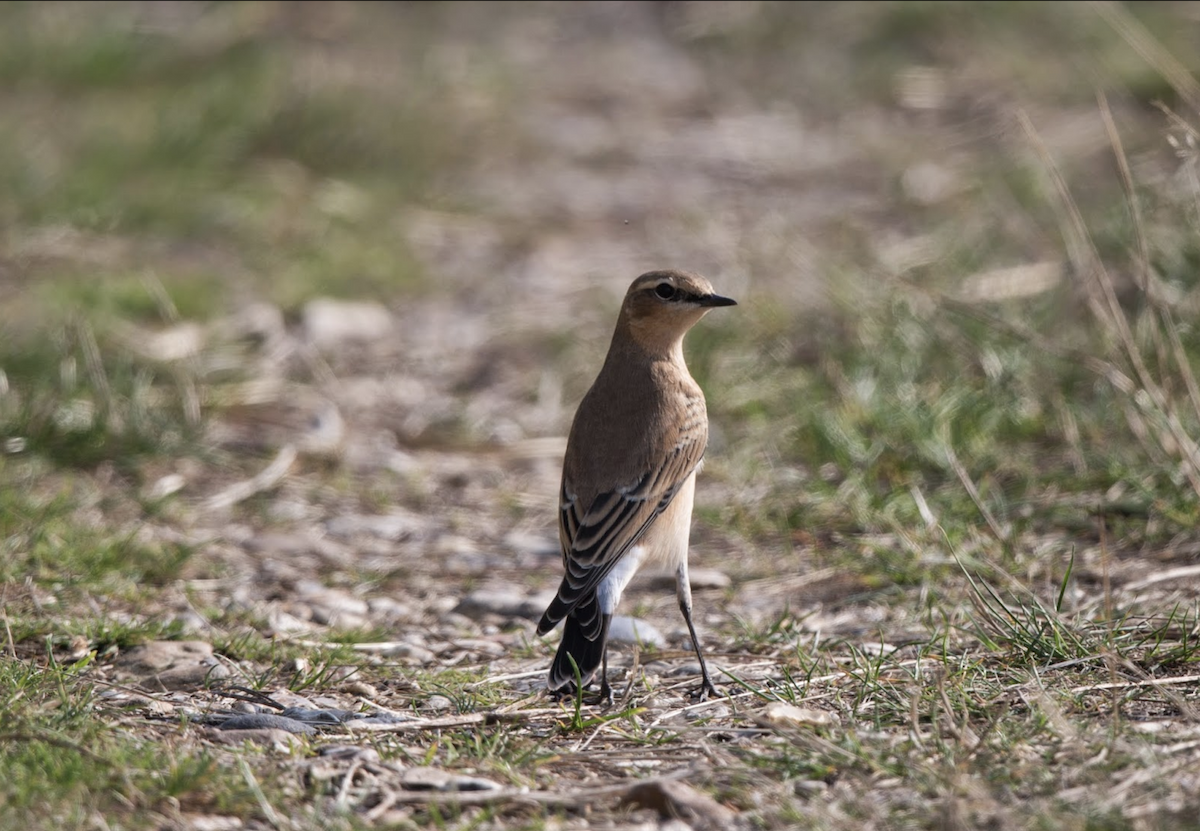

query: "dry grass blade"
left=75, top=318, right=115, bottom=426
left=1099, top=91, right=1200, bottom=433
left=239, top=757, right=290, bottom=830
left=898, top=276, right=1137, bottom=394
left=341, top=709, right=567, bottom=733
left=1018, top=108, right=1200, bottom=498
left=1069, top=672, right=1200, bottom=694
left=201, top=444, right=297, bottom=511
left=1, top=584, right=15, bottom=659
left=1090, top=0, right=1200, bottom=113
left=943, top=438, right=1006, bottom=542
left=385, top=766, right=699, bottom=808
left=958, top=553, right=1095, bottom=664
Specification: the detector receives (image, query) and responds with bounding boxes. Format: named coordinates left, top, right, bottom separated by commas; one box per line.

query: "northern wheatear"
left=536, top=269, right=736, bottom=702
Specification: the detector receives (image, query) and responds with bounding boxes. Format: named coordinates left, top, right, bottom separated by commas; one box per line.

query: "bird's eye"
left=654, top=283, right=676, bottom=300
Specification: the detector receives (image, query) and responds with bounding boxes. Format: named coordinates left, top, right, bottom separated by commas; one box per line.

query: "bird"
left=536, top=268, right=736, bottom=703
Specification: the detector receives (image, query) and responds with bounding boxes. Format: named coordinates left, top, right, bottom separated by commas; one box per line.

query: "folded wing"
left=536, top=420, right=706, bottom=638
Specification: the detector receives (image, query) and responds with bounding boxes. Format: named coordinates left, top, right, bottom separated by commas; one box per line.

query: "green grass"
left=5, top=1, right=1200, bottom=829
left=0, top=3, right=462, bottom=345
left=0, top=469, right=193, bottom=596
left=0, top=656, right=271, bottom=829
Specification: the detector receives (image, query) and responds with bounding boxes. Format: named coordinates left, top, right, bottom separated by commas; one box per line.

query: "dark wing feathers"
left=535, top=415, right=707, bottom=637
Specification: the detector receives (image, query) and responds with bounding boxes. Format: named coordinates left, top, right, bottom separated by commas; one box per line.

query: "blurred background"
left=10, top=4, right=1200, bottom=826
left=4, top=0, right=1200, bottom=625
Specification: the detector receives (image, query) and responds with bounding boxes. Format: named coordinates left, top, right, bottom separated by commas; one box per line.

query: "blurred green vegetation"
left=2, top=2, right=1200, bottom=828
left=0, top=1, right=471, bottom=332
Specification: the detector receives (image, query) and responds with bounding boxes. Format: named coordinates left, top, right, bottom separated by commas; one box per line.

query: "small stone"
left=901, top=160, right=961, bottom=206
left=209, top=728, right=306, bottom=751
left=142, top=322, right=206, bottom=361
left=428, top=596, right=459, bottom=615
left=452, top=638, right=505, bottom=657
left=144, top=699, right=176, bottom=717
left=793, top=779, right=829, bottom=797
left=318, top=746, right=381, bottom=764
left=454, top=589, right=552, bottom=621
left=367, top=597, right=416, bottom=621
left=298, top=401, right=345, bottom=458
left=666, top=661, right=704, bottom=677
left=424, top=695, right=453, bottom=712
left=385, top=449, right=423, bottom=475
left=895, top=65, right=949, bottom=111
left=170, top=609, right=210, bottom=636
left=145, top=473, right=186, bottom=500
left=1132, top=721, right=1173, bottom=734
left=686, top=705, right=730, bottom=721
left=312, top=607, right=367, bottom=624
left=226, top=301, right=285, bottom=344
left=436, top=534, right=478, bottom=555
left=253, top=689, right=322, bottom=710
left=689, top=568, right=732, bottom=590
left=379, top=642, right=437, bottom=664
left=116, top=640, right=230, bottom=691
left=401, top=766, right=502, bottom=792
left=502, top=531, right=560, bottom=558
left=302, top=298, right=392, bottom=348
left=325, top=512, right=425, bottom=541
left=267, top=608, right=315, bottom=634
left=957, top=261, right=1061, bottom=304
left=438, top=612, right=482, bottom=632
left=220, top=714, right=317, bottom=734
left=62, top=635, right=90, bottom=662
left=279, top=707, right=358, bottom=726
left=308, top=606, right=367, bottom=630
left=183, top=816, right=244, bottom=831
left=608, top=616, right=667, bottom=648
left=345, top=680, right=378, bottom=698
left=245, top=533, right=318, bottom=555
left=761, top=702, right=841, bottom=729
left=643, top=568, right=731, bottom=591
left=294, top=583, right=368, bottom=619
left=619, top=779, right=742, bottom=831
left=116, top=640, right=213, bottom=672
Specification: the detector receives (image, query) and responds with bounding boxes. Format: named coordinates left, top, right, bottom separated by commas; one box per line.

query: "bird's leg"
left=593, top=613, right=615, bottom=707
left=677, top=562, right=718, bottom=701
left=595, top=654, right=614, bottom=707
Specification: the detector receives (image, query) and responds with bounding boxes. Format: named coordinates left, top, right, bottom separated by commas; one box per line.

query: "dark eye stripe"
left=648, top=285, right=701, bottom=303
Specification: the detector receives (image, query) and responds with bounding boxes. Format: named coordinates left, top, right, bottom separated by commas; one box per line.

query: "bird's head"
left=618, top=269, right=737, bottom=355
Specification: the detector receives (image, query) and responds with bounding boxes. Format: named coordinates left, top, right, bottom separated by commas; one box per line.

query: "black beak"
left=699, top=293, right=737, bottom=307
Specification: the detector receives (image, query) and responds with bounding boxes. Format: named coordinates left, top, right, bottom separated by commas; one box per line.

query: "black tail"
left=536, top=593, right=570, bottom=637
left=548, top=597, right=610, bottom=692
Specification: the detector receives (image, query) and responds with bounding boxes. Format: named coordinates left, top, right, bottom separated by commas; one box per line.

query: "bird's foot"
left=549, top=681, right=615, bottom=708
left=691, top=676, right=719, bottom=702
left=593, top=680, right=615, bottom=708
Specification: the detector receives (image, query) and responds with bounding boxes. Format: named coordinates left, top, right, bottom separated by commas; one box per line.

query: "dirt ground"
left=7, top=2, right=1200, bottom=829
